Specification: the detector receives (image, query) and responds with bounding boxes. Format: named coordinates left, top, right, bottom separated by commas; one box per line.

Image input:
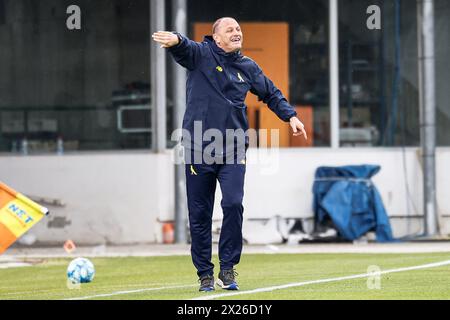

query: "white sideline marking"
left=64, top=284, right=196, bottom=300
left=192, top=259, right=450, bottom=300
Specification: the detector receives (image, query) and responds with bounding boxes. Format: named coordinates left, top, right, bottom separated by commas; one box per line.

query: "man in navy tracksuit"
left=152, top=17, right=307, bottom=292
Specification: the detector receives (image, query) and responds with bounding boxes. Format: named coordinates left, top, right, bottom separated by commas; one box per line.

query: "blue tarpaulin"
left=313, top=165, right=394, bottom=242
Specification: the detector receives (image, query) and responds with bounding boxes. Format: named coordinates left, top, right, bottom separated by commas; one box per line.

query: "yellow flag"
left=0, top=182, right=49, bottom=254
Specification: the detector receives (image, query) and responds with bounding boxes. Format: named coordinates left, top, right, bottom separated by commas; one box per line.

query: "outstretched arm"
left=152, top=31, right=202, bottom=70
left=250, top=64, right=307, bottom=139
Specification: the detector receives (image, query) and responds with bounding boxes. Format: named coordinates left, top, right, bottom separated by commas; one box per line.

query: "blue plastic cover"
left=313, top=165, right=394, bottom=242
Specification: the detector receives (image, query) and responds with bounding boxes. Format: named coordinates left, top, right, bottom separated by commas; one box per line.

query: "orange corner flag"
left=0, top=181, right=49, bottom=254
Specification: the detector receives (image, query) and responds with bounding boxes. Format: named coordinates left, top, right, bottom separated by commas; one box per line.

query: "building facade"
left=0, top=0, right=449, bottom=244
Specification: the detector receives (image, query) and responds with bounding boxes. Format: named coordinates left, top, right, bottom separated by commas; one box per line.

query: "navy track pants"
left=185, top=160, right=246, bottom=277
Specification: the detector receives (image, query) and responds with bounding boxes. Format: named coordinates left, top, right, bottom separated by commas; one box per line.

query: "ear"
left=213, top=34, right=219, bottom=42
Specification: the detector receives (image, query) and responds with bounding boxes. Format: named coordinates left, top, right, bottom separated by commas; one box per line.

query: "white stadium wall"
left=0, top=152, right=174, bottom=245
left=0, top=148, right=449, bottom=245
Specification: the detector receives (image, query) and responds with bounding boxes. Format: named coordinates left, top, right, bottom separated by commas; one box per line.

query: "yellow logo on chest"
left=216, top=66, right=223, bottom=72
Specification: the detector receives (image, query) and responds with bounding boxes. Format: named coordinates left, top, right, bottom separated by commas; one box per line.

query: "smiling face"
left=212, top=18, right=243, bottom=53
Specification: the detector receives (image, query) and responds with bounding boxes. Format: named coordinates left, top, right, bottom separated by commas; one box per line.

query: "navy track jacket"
left=168, top=34, right=297, bottom=154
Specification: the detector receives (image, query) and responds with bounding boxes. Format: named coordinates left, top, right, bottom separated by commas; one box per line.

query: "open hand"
left=151, top=31, right=180, bottom=48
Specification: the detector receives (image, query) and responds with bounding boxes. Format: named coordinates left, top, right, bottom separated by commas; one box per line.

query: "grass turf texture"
left=0, top=253, right=449, bottom=300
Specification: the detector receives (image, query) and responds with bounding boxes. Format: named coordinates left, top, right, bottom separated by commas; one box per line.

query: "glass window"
left=338, top=0, right=420, bottom=147
left=0, top=0, right=152, bottom=153
left=2, top=1, right=445, bottom=151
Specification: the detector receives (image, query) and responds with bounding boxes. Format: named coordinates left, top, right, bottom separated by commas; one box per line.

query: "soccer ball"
left=67, top=257, right=95, bottom=284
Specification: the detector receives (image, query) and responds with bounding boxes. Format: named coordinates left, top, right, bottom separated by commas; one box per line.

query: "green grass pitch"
left=0, top=253, right=449, bottom=300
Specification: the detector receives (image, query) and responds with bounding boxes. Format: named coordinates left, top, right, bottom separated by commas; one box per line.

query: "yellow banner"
left=0, top=182, right=49, bottom=254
